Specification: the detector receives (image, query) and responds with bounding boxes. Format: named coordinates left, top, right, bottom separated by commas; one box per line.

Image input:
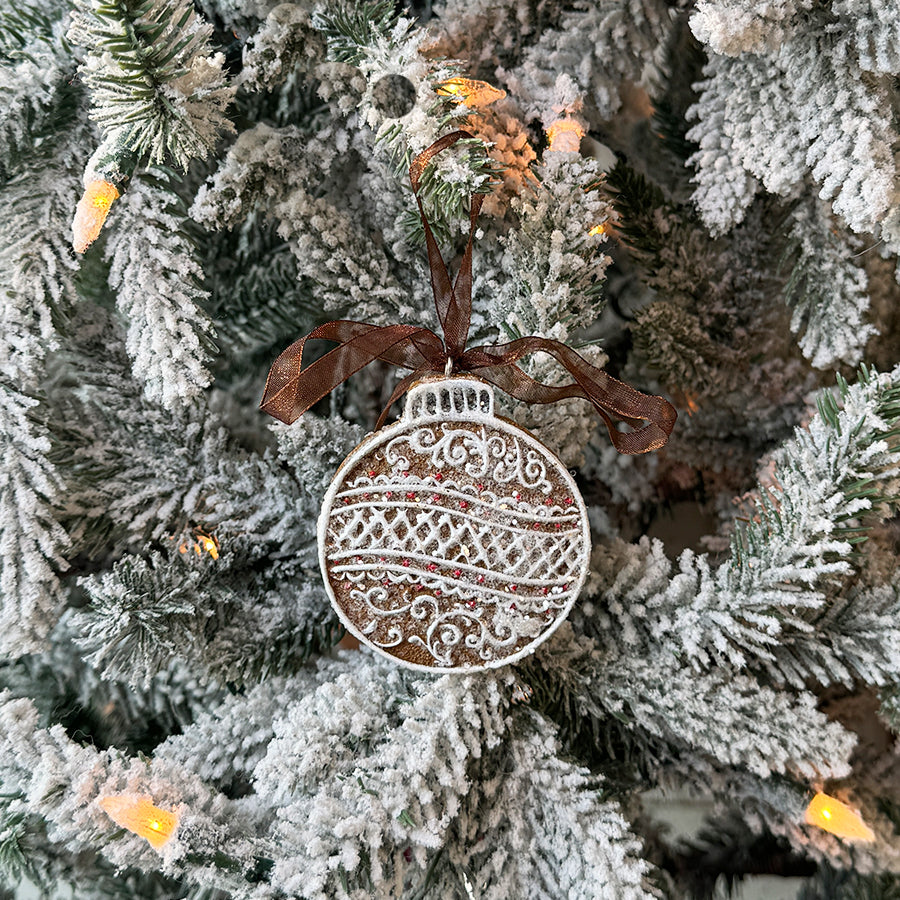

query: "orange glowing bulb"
left=199, top=536, right=219, bottom=560
left=437, top=77, right=506, bottom=107
left=98, top=795, right=179, bottom=850
left=804, top=792, right=875, bottom=843
left=72, top=180, right=120, bottom=254
left=546, top=118, right=585, bottom=153
left=589, top=224, right=607, bottom=236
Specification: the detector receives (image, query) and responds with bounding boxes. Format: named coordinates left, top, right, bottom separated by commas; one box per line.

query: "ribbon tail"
left=260, top=322, right=443, bottom=424
left=463, top=340, right=677, bottom=455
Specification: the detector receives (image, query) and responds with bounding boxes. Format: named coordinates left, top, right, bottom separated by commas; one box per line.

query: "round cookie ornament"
left=319, top=376, right=590, bottom=671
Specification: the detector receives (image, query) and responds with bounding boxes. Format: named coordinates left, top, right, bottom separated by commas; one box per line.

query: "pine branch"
left=0, top=0, right=76, bottom=177
left=490, top=153, right=613, bottom=343
left=435, top=710, right=653, bottom=900
left=779, top=198, right=875, bottom=369
left=251, top=655, right=512, bottom=898
left=687, top=18, right=900, bottom=250
left=313, top=0, right=399, bottom=66
left=594, top=366, right=900, bottom=674
left=0, top=107, right=91, bottom=655
left=73, top=537, right=339, bottom=688
left=0, top=696, right=262, bottom=895
left=67, top=0, right=235, bottom=169
left=103, top=169, right=218, bottom=409
left=525, top=626, right=854, bottom=782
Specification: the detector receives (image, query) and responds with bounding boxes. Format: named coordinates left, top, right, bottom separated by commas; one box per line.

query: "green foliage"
left=603, top=158, right=673, bottom=275
left=0, top=801, right=31, bottom=886
left=732, top=366, right=900, bottom=575
left=0, top=1, right=63, bottom=57
left=68, top=0, right=235, bottom=168
left=314, top=0, right=399, bottom=65
left=397, top=137, right=503, bottom=245
left=204, top=213, right=319, bottom=366
left=73, top=545, right=341, bottom=688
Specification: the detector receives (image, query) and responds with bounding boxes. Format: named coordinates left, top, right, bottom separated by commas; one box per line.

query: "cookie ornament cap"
left=261, top=131, right=677, bottom=671
left=318, top=376, right=591, bottom=670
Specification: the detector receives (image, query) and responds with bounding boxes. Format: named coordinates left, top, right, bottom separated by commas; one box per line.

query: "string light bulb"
left=72, top=180, right=120, bottom=253
left=437, top=77, right=506, bottom=107
left=804, top=792, right=875, bottom=843
left=98, top=795, right=179, bottom=850
left=178, top=527, right=220, bottom=560
left=588, top=224, right=607, bottom=237
left=546, top=118, right=585, bottom=153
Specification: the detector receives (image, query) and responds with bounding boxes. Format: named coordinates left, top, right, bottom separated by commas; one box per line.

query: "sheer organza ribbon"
left=260, top=131, right=676, bottom=454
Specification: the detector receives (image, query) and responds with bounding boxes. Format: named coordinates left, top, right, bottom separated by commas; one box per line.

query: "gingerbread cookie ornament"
left=260, top=131, right=676, bottom=672
left=318, top=377, right=590, bottom=670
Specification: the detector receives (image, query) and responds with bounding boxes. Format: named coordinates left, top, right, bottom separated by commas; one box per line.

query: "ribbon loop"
left=409, top=130, right=484, bottom=359
left=260, top=135, right=677, bottom=455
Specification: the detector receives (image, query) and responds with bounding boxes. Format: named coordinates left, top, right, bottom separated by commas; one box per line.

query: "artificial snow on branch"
left=68, top=0, right=235, bottom=171
left=104, top=172, right=218, bottom=409
left=780, top=198, right=875, bottom=370
left=687, top=3, right=900, bottom=250
left=593, top=366, right=900, bottom=676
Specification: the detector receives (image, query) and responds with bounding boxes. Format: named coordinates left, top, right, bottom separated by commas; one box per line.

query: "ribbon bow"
left=260, top=131, right=676, bottom=454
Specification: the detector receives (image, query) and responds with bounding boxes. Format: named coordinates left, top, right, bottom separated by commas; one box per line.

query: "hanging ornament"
left=98, top=794, right=179, bottom=850
left=317, top=375, right=590, bottom=669
left=804, top=792, right=875, bottom=843
left=261, top=132, right=676, bottom=671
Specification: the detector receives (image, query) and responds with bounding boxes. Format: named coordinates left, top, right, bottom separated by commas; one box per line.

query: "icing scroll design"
left=406, top=599, right=528, bottom=666
left=347, top=584, right=552, bottom=667
left=385, top=424, right=552, bottom=492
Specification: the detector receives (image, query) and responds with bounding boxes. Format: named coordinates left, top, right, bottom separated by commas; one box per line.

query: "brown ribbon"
left=260, top=131, right=676, bottom=454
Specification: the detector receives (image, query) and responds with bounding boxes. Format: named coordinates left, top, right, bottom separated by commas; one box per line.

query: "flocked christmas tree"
left=1, top=0, right=900, bottom=897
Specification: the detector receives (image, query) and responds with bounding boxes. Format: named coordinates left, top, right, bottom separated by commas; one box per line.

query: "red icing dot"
left=432, top=494, right=441, bottom=502
left=382, top=581, right=390, bottom=587
left=453, top=569, right=462, bottom=578
left=435, top=590, right=442, bottom=597
left=401, top=559, right=410, bottom=567
left=509, top=603, right=517, bottom=611
left=460, top=500, right=468, bottom=509
left=342, top=497, right=351, bottom=504
left=564, top=497, right=573, bottom=505
left=403, top=471, right=409, bottom=477
left=427, top=563, right=438, bottom=572
left=477, top=575, right=485, bottom=583
left=533, top=523, right=540, bottom=531
left=363, top=492, right=370, bottom=499
left=477, top=483, right=484, bottom=492
left=406, top=492, right=416, bottom=499
left=466, top=600, right=477, bottom=609
left=544, top=498, right=552, bottom=506
left=514, top=492, right=521, bottom=499
left=435, top=472, right=443, bottom=481
left=542, top=587, right=549, bottom=595
left=563, top=584, right=569, bottom=591
left=510, top=584, right=518, bottom=592
left=555, top=523, right=562, bottom=530
left=385, top=491, right=393, bottom=498
left=368, top=470, right=376, bottom=477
